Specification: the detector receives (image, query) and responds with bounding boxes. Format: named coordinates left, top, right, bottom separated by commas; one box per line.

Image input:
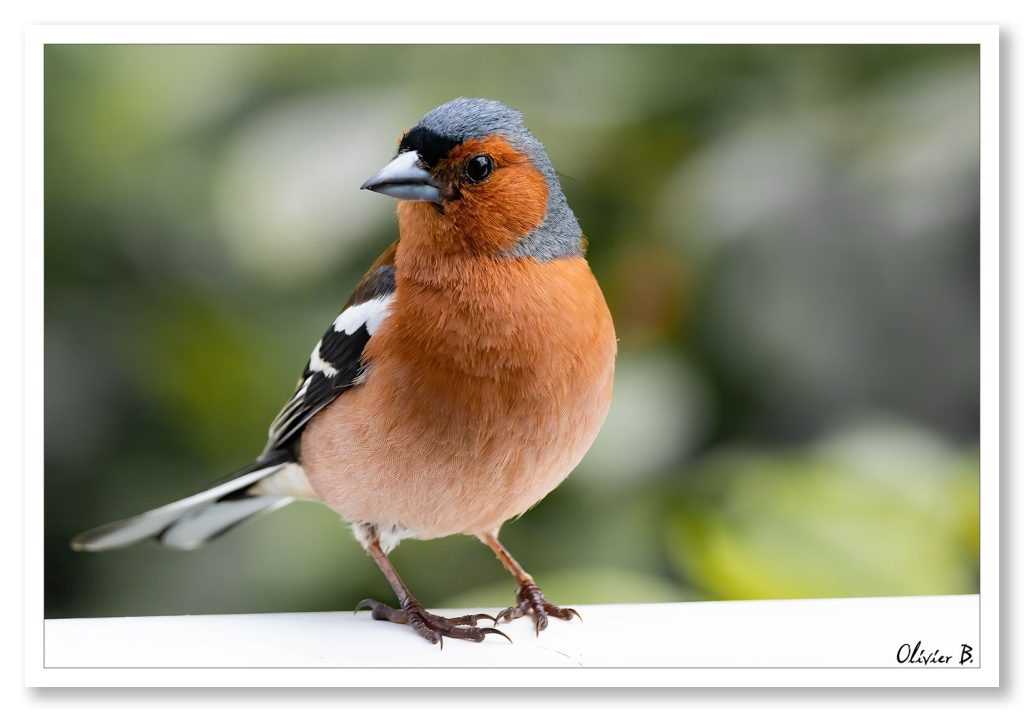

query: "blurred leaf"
left=666, top=422, right=979, bottom=600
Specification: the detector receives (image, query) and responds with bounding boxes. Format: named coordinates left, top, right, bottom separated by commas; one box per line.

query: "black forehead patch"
left=399, top=126, right=461, bottom=167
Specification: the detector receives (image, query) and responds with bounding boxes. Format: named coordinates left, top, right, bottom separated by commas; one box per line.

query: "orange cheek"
left=449, top=164, right=548, bottom=253
left=396, top=165, right=548, bottom=255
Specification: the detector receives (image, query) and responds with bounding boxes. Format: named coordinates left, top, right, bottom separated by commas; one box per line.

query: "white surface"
left=45, top=595, right=980, bottom=671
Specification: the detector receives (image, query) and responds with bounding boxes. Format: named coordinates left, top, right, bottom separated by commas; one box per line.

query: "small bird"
left=72, top=98, right=617, bottom=645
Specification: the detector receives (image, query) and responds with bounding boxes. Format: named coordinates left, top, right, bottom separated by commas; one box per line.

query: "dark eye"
left=465, top=154, right=493, bottom=183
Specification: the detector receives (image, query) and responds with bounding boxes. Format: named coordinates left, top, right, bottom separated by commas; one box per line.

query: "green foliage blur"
left=44, top=44, right=980, bottom=618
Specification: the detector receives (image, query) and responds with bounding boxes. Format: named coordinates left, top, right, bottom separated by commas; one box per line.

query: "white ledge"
left=43, top=595, right=981, bottom=675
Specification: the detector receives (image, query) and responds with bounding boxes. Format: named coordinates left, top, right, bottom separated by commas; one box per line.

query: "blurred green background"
left=44, top=44, right=980, bottom=618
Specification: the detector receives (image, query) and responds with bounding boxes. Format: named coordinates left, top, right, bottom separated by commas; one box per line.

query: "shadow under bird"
left=73, top=97, right=617, bottom=645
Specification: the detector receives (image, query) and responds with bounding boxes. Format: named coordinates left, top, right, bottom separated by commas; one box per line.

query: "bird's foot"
left=495, top=580, right=581, bottom=635
left=356, top=598, right=510, bottom=647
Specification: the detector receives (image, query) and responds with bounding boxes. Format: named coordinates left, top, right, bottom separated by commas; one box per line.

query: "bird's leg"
left=483, top=533, right=581, bottom=635
left=356, top=532, right=508, bottom=645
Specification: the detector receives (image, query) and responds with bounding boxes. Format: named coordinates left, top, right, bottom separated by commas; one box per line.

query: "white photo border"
left=24, top=23, right=999, bottom=687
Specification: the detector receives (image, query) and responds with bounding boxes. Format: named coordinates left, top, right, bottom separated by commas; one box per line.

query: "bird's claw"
left=445, top=611, right=499, bottom=626
left=495, top=580, right=582, bottom=636
left=356, top=598, right=511, bottom=646
left=354, top=598, right=377, bottom=614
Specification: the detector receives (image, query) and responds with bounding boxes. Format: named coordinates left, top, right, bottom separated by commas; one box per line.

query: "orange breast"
left=300, top=254, right=616, bottom=538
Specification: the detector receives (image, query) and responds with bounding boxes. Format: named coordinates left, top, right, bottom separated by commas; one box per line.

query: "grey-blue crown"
left=418, top=98, right=529, bottom=147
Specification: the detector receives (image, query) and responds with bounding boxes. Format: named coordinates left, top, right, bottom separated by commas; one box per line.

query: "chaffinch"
left=73, top=98, right=617, bottom=645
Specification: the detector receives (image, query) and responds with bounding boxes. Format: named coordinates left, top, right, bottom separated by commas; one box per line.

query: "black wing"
left=262, top=257, right=396, bottom=457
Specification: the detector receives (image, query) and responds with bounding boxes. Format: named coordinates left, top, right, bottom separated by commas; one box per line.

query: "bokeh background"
left=44, top=44, right=980, bottom=618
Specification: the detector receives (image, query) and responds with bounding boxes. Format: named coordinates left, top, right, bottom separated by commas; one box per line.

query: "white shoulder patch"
left=307, top=340, right=338, bottom=377
left=333, top=295, right=394, bottom=336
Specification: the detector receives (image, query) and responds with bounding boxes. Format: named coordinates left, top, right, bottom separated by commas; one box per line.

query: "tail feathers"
left=158, top=494, right=293, bottom=550
left=71, top=460, right=293, bottom=552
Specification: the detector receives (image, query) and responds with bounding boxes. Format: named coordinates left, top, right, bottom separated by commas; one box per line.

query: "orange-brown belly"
left=300, top=349, right=613, bottom=538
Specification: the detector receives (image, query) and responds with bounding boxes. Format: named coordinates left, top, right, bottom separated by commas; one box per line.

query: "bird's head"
left=361, top=98, right=583, bottom=260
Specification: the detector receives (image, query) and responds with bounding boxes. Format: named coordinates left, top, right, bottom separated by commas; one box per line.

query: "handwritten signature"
left=896, top=641, right=974, bottom=666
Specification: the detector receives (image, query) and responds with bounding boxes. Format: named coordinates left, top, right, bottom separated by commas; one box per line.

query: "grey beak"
left=360, top=150, right=443, bottom=204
